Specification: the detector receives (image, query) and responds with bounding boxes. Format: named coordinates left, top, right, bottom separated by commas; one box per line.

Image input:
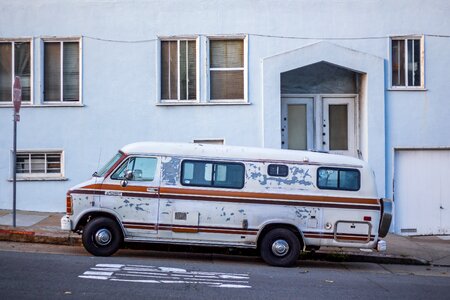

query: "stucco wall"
left=0, top=0, right=449, bottom=211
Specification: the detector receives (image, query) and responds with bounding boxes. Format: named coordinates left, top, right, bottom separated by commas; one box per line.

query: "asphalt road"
left=0, top=242, right=449, bottom=300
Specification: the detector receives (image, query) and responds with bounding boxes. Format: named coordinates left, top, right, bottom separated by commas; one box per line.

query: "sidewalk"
left=1, top=209, right=449, bottom=266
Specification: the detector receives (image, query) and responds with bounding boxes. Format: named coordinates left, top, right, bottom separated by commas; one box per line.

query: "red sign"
left=13, top=76, right=22, bottom=115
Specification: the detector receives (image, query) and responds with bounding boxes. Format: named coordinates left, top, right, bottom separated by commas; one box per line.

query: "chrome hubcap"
left=95, top=228, right=112, bottom=246
left=271, top=239, right=289, bottom=257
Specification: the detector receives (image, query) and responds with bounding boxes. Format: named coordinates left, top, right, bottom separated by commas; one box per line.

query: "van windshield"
left=95, top=152, right=123, bottom=177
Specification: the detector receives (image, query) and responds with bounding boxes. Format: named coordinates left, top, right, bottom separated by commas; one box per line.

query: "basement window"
left=14, top=151, right=65, bottom=180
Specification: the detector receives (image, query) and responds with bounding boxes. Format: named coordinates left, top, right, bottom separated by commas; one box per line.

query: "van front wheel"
left=260, top=228, right=300, bottom=267
left=82, top=217, right=122, bottom=256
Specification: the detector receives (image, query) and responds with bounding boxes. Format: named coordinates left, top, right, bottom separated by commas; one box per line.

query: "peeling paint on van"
left=162, top=157, right=181, bottom=185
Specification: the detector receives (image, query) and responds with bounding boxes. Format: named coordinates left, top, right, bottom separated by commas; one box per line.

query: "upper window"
left=15, top=151, right=63, bottom=179
left=0, top=41, right=31, bottom=104
left=317, top=167, right=360, bottom=191
left=181, top=160, right=245, bottom=189
left=111, top=157, right=157, bottom=181
left=391, top=37, right=423, bottom=88
left=161, top=39, right=197, bottom=101
left=44, top=40, right=80, bottom=102
left=209, top=39, right=245, bottom=100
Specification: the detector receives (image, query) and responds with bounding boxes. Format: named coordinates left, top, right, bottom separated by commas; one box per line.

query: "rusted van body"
left=61, top=142, right=392, bottom=266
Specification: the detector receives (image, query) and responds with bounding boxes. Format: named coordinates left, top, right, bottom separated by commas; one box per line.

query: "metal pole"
left=13, top=113, right=17, bottom=227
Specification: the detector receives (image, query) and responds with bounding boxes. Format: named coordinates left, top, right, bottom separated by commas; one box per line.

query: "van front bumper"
left=60, top=215, right=72, bottom=231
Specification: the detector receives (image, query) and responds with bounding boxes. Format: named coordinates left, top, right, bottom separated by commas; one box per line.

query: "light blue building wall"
left=0, top=1, right=449, bottom=234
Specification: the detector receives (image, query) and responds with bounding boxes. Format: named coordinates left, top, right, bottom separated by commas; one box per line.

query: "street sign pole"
left=12, top=77, right=22, bottom=228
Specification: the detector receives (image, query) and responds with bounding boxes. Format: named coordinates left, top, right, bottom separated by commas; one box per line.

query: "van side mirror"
left=124, top=170, right=134, bottom=180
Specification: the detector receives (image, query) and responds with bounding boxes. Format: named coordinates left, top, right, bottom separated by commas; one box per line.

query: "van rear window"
left=181, top=160, right=245, bottom=189
left=317, top=167, right=360, bottom=191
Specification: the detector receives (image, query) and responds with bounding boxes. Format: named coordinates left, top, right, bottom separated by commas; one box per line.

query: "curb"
left=301, top=251, right=430, bottom=266
left=0, top=228, right=82, bottom=246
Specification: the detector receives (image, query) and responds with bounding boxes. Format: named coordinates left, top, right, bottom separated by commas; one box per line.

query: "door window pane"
left=287, top=104, right=307, bottom=150
left=329, top=104, right=348, bottom=150
left=111, top=157, right=157, bottom=181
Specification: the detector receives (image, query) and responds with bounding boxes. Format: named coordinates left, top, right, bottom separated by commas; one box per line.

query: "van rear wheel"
left=260, top=228, right=300, bottom=267
left=82, top=217, right=122, bottom=256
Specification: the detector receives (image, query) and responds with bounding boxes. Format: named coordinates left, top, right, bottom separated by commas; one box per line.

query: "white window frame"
left=207, top=35, right=248, bottom=103
left=158, top=36, right=199, bottom=103
left=41, top=37, right=82, bottom=105
left=11, top=149, right=66, bottom=181
left=0, top=38, right=34, bottom=106
left=389, top=35, right=425, bottom=90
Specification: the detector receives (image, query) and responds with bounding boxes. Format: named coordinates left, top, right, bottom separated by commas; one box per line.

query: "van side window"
left=111, top=157, right=157, bottom=181
left=181, top=160, right=245, bottom=189
left=268, top=164, right=289, bottom=177
left=317, top=167, right=360, bottom=191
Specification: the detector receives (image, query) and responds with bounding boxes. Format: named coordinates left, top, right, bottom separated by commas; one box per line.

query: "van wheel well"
left=75, top=212, right=121, bottom=234
left=257, top=223, right=304, bottom=250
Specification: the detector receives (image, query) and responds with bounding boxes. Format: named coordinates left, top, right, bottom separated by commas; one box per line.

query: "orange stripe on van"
left=159, top=187, right=379, bottom=206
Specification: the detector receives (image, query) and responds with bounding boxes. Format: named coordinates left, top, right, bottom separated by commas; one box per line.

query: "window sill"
left=0, top=103, right=84, bottom=108
left=388, top=87, right=427, bottom=91
left=8, top=177, right=68, bottom=182
left=157, top=101, right=250, bottom=106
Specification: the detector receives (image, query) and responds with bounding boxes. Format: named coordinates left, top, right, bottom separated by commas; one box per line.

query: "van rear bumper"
left=378, top=198, right=393, bottom=238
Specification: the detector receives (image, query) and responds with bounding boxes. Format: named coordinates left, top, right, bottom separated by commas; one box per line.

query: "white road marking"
left=79, top=263, right=252, bottom=288
left=95, top=264, right=124, bottom=268
left=83, top=271, right=114, bottom=276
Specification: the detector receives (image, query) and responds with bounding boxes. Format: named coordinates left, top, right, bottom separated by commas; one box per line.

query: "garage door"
left=394, top=149, right=450, bottom=235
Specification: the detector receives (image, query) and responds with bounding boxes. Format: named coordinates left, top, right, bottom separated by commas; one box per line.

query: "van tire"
left=260, top=228, right=300, bottom=267
left=82, top=217, right=123, bottom=256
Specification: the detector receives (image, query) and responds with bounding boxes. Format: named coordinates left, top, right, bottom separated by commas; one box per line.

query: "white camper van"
left=61, top=142, right=392, bottom=267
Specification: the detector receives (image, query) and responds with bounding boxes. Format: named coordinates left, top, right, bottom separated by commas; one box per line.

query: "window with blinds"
left=161, top=40, right=197, bottom=100
left=44, top=41, right=80, bottom=102
left=0, top=41, right=31, bottom=103
left=15, top=151, right=63, bottom=178
left=209, top=39, right=244, bottom=100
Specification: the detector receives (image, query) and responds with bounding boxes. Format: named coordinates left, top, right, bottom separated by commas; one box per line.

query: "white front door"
left=281, top=97, right=314, bottom=150
left=394, top=150, right=450, bottom=235
left=322, top=97, right=356, bottom=156
left=281, top=95, right=357, bottom=156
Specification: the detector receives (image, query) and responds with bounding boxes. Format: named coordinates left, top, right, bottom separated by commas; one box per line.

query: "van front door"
left=100, top=156, right=160, bottom=238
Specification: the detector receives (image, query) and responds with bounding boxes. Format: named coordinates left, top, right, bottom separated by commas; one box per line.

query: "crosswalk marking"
left=79, top=263, right=251, bottom=289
